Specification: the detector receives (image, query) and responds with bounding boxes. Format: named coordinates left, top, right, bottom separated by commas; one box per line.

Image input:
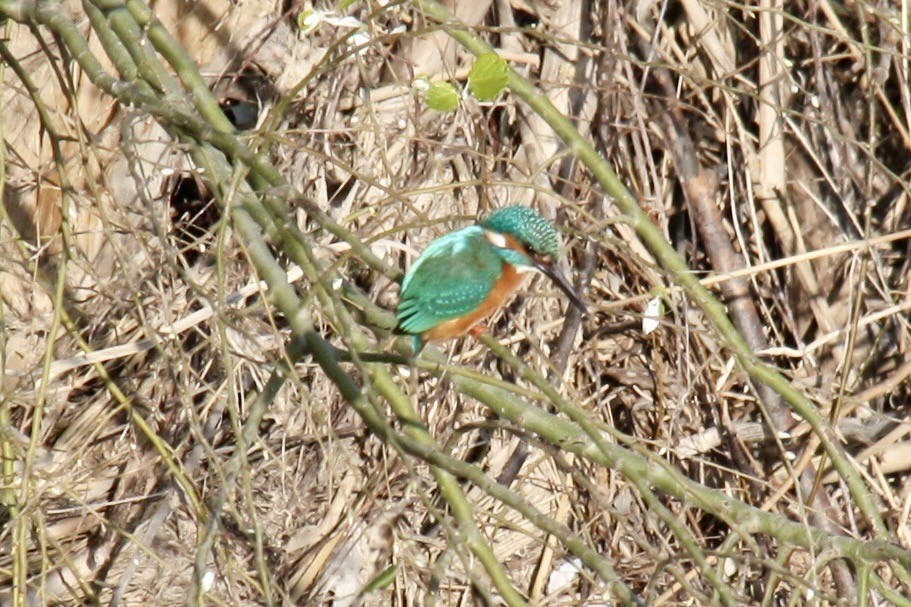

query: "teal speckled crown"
left=480, top=206, right=560, bottom=258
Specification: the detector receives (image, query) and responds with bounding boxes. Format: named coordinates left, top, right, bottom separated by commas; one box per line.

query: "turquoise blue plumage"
left=481, top=205, right=559, bottom=259
left=396, top=226, right=503, bottom=337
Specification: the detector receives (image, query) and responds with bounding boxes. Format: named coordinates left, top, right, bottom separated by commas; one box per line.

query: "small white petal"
left=202, top=570, right=215, bottom=591
left=325, top=15, right=366, bottom=28
left=642, top=297, right=662, bottom=335
left=350, top=32, right=371, bottom=51
left=546, top=558, right=582, bottom=594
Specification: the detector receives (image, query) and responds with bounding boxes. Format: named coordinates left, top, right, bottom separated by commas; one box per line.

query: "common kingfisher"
left=395, top=205, right=587, bottom=351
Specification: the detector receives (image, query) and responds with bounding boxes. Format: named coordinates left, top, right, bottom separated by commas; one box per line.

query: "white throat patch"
left=515, top=264, right=542, bottom=275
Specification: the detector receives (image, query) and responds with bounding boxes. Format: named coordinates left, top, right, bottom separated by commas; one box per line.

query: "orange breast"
left=421, top=262, right=526, bottom=342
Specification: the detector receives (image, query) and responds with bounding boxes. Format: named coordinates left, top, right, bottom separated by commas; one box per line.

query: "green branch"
left=412, top=0, right=889, bottom=544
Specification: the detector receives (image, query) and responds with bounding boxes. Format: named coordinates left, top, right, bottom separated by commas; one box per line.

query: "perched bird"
left=395, top=205, right=587, bottom=351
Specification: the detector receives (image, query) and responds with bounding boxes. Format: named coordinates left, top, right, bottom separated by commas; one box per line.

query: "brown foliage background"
left=2, top=0, right=911, bottom=604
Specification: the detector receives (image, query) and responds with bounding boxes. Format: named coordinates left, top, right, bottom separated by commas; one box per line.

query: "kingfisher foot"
left=468, top=324, right=488, bottom=339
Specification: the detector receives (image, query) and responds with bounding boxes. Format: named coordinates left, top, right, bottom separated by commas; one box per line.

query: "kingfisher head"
left=480, top=206, right=587, bottom=313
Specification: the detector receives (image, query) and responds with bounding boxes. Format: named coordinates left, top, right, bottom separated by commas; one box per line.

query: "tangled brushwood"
left=2, top=0, right=911, bottom=605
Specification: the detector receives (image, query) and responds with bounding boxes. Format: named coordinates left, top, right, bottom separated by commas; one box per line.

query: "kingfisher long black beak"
left=536, top=260, right=587, bottom=315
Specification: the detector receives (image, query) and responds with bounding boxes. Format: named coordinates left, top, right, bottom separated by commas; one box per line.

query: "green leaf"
left=468, top=53, right=509, bottom=101
left=424, top=81, right=459, bottom=112
left=361, top=565, right=397, bottom=593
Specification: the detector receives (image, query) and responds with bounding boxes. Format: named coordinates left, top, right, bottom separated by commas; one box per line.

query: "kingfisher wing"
left=396, top=226, right=502, bottom=335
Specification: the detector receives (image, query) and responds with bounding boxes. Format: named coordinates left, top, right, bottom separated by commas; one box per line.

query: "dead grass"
left=2, top=0, right=911, bottom=605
